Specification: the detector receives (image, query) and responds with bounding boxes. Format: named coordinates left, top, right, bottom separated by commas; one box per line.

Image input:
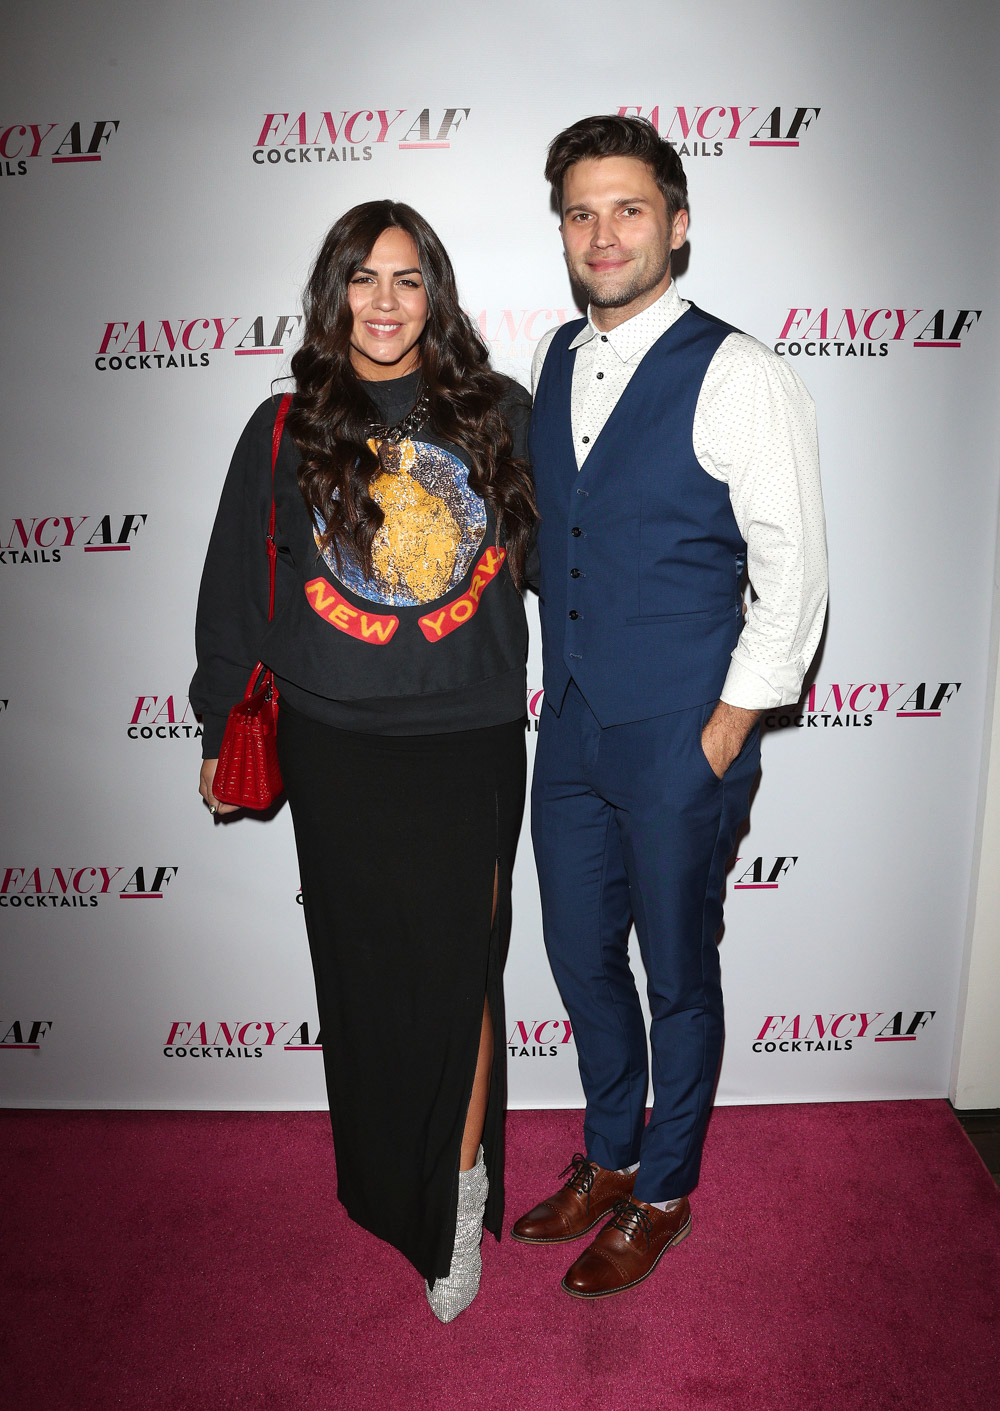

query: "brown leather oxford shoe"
left=560, top=1196, right=691, bottom=1297
left=510, top=1153, right=636, bottom=1244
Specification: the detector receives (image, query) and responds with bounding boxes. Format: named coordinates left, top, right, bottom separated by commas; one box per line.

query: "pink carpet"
left=4, top=1102, right=999, bottom=1409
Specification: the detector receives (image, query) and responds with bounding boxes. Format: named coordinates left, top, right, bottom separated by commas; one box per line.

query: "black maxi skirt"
left=277, top=701, right=527, bottom=1282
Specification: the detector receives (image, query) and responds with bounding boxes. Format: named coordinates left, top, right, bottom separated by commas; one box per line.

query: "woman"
left=191, top=201, right=534, bottom=1322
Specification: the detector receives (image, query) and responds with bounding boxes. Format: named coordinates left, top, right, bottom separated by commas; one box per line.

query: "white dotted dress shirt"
left=531, top=282, right=828, bottom=711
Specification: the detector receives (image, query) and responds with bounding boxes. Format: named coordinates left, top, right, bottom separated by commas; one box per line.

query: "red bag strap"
left=267, top=393, right=292, bottom=622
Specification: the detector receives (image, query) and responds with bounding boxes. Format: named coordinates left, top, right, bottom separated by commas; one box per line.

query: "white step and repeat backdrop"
left=3, top=0, right=999, bottom=1110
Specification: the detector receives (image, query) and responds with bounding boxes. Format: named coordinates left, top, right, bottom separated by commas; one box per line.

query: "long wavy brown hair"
left=287, top=200, right=536, bottom=586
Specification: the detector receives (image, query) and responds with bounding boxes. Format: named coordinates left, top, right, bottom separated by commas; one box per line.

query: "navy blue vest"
left=529, top=305, right=746, bottom=725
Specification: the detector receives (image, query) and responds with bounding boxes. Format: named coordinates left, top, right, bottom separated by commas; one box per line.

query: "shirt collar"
left=568, top=281, right=690, bottom=360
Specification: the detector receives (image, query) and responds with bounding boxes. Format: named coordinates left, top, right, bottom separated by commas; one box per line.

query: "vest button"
left=568, top=610, right=579, bottom=620
left=571, top=527, right=582, bottom=537
left=570, top=568, right=580, bottom=578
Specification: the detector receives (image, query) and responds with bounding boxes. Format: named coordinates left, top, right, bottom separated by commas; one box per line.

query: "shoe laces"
left=559, top=1153, right=598, bottom=1203
left=608, top=1198, right=653, bottom=1248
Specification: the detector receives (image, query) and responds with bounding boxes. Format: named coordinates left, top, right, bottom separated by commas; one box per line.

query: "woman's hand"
left=199, top=759, right=240, bottom=817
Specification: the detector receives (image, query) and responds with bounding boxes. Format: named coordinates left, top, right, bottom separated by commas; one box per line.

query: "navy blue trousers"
left=531, top=680, right=759, bottom=1201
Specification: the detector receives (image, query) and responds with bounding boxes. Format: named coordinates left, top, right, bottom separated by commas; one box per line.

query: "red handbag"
left=212, top=393, right=292, bottom=809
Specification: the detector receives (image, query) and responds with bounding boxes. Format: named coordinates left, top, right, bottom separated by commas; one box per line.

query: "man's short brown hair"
left=545, top=114, right=688, bottom=221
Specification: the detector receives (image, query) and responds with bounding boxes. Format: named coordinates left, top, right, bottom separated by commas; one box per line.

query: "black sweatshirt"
left=190, top=371, right=531, bottom=756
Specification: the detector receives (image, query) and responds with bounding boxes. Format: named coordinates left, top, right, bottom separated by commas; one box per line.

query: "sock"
left=622, top=1165, right=683, bottom=1212
left=618, top=1163, right=683, bottom=1209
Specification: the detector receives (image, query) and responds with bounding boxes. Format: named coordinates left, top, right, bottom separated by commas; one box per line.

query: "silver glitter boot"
left=425, top=1146, right=488, bottom=1323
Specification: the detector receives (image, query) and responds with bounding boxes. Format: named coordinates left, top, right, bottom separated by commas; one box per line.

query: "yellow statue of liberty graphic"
left=313, top=436, right=487, bottom=607
left=368, top=437, right=461, bottom=602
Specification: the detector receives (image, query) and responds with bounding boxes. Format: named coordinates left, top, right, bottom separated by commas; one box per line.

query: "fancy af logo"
left=774, top=307, right=982, bottom=358
left=472, top=309, right=581, bottom=363
left=164, top=1020, right=322, bottom=1058
left=1, top=120, right=119, bottom=178
left=733, top=856, right=798, bottom=890
left=1, top=1020, right=53, bottom=1050
left=508, top=1019, right=574, bottom=1059
left=752, top=1010, right=936, bottom=1054
left=1, top=514, right=147, bottom=565
left=252, top=107, right=471, bottom=165
left=764, top=681, right=962, bottom=731
left=617, top=104, right=820, bottom=158
left=95, top=315, right=302, bottom=371
left=1, top=866, right=178, bottom=909
left=128, top=695, right=201, bottom=742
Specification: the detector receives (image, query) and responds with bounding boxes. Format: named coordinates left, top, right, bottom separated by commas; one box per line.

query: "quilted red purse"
left=212, top=393, right=292, bottom=809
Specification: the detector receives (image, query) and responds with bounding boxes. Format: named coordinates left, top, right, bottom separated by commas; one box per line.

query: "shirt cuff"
left=720, top=655, right=804, bottom=711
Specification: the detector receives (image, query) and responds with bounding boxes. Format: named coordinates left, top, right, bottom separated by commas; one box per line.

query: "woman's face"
left=347, top=227, right=429, bottom=380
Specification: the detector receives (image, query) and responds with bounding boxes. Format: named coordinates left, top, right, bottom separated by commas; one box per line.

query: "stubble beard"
left=574, top=248, right=673, bottom=310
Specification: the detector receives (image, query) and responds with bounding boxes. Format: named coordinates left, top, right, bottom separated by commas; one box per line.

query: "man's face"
left=559, top=156, right=688, bottom=321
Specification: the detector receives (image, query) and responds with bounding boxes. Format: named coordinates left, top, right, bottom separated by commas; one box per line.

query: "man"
left=513, top=115, right=827, bottom=1297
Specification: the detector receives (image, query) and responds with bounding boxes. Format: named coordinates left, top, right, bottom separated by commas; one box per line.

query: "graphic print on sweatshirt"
left=313, top=437, right=486, bottom=607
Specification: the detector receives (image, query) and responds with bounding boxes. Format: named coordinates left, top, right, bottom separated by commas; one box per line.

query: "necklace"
left=367, top=386, right=429, bottom=445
